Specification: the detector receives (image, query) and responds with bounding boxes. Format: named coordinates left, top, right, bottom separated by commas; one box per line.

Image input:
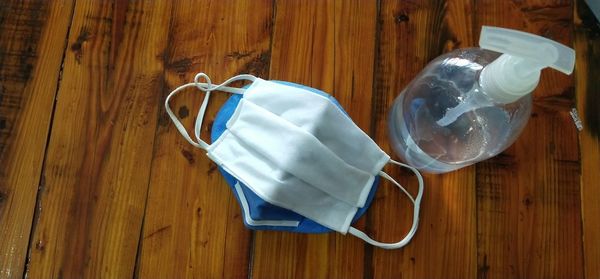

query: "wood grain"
left=26, top=1, right=171, bottom=278
left=574, top=0, right=600, bottom=278
left=0, top=1, right=591, bottom=278
left=136, top=0, right=273, bottom=278
left=475, top=1, right=583, bottom=278
left=368, top=1, right=477, bottom=278
left=0, top=1, right=74, bottom=278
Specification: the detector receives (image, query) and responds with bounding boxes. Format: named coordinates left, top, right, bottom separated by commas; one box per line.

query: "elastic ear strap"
left=194, top=72, right=256, bottom=93
left=164, top=73, right=256, bottom=150
left=192, top=73, right=256, bottom=143
left=349, top=159, right=424, bottom=249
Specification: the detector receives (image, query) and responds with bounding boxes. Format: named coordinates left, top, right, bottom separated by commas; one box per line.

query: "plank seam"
left=470, top=1, right=482, bottom=279
left=246, top=1, right=277, bottom=279
left=363, top=0, right=382, bottom=278
left=131, top=2, right=175, bottom=278
left=575, top=2, right=593, bottom=278
left=22, top=0, right=78, bottom=278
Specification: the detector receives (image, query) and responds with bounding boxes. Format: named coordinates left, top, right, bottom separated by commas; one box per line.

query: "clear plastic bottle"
left=388, top=26, right=575, bottom=173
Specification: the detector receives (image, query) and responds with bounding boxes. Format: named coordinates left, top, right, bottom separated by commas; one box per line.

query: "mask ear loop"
left=164, top=72, right=256, bottom=150
left=348, top=159, right=424, bottom=249
left=192, top=73, right=256, bottom=144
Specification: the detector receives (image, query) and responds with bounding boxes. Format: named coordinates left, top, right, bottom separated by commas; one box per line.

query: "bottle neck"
left=479, top=54, right=540, bottom=104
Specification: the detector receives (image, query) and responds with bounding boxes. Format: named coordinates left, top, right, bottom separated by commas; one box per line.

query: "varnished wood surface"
left=0, top=0, right=597, bottom=278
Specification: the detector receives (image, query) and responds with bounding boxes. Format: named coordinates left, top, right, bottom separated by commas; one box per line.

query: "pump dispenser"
left=436, top=26, right=575, bottom=126
left=388, top=26, right=575, bottom=173
left=479, top=26, right=574, bottom=101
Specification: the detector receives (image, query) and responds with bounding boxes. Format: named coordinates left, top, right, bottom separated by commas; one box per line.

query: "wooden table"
left=1, top=0, right=598, bottom=278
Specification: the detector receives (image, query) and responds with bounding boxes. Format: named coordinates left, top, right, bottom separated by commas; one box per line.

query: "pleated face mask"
left=165, top=73, right=425, bottom=249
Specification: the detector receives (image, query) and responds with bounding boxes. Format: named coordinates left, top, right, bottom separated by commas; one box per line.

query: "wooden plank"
left=135, top=0, right=273, bottom=278
left=475, top=1, right=583, bottom=278
left=330, top=1, right=378, bottom=278
left=368, top=0, right=477, bottom=278
left=26, top=1, right=172, bottom=278
left=574, top=0, right=600, bottom=278
left=251, top=0, right=378, bottom=278
left=243, top=1, right=335, bottom=278
left=0, top=1, right=74, bottom=278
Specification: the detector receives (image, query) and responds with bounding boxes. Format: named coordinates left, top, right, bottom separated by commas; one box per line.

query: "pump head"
left=478, top=26, right=575, bottom=104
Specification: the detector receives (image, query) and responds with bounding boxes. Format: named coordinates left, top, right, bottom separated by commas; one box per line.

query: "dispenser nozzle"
left=477, top=26, right=576, bottom=104
left=479, top=26, right=575, bottom=74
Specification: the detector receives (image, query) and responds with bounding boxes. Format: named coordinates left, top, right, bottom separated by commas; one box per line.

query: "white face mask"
left=165, top=73, right=424, bottom=249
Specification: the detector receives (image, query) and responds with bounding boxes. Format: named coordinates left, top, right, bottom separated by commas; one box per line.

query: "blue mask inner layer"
left=210, top=81, right=379, bottom=233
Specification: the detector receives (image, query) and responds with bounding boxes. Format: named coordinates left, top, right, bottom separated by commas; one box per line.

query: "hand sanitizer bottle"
left=388, top=26, right=575, bottom=173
